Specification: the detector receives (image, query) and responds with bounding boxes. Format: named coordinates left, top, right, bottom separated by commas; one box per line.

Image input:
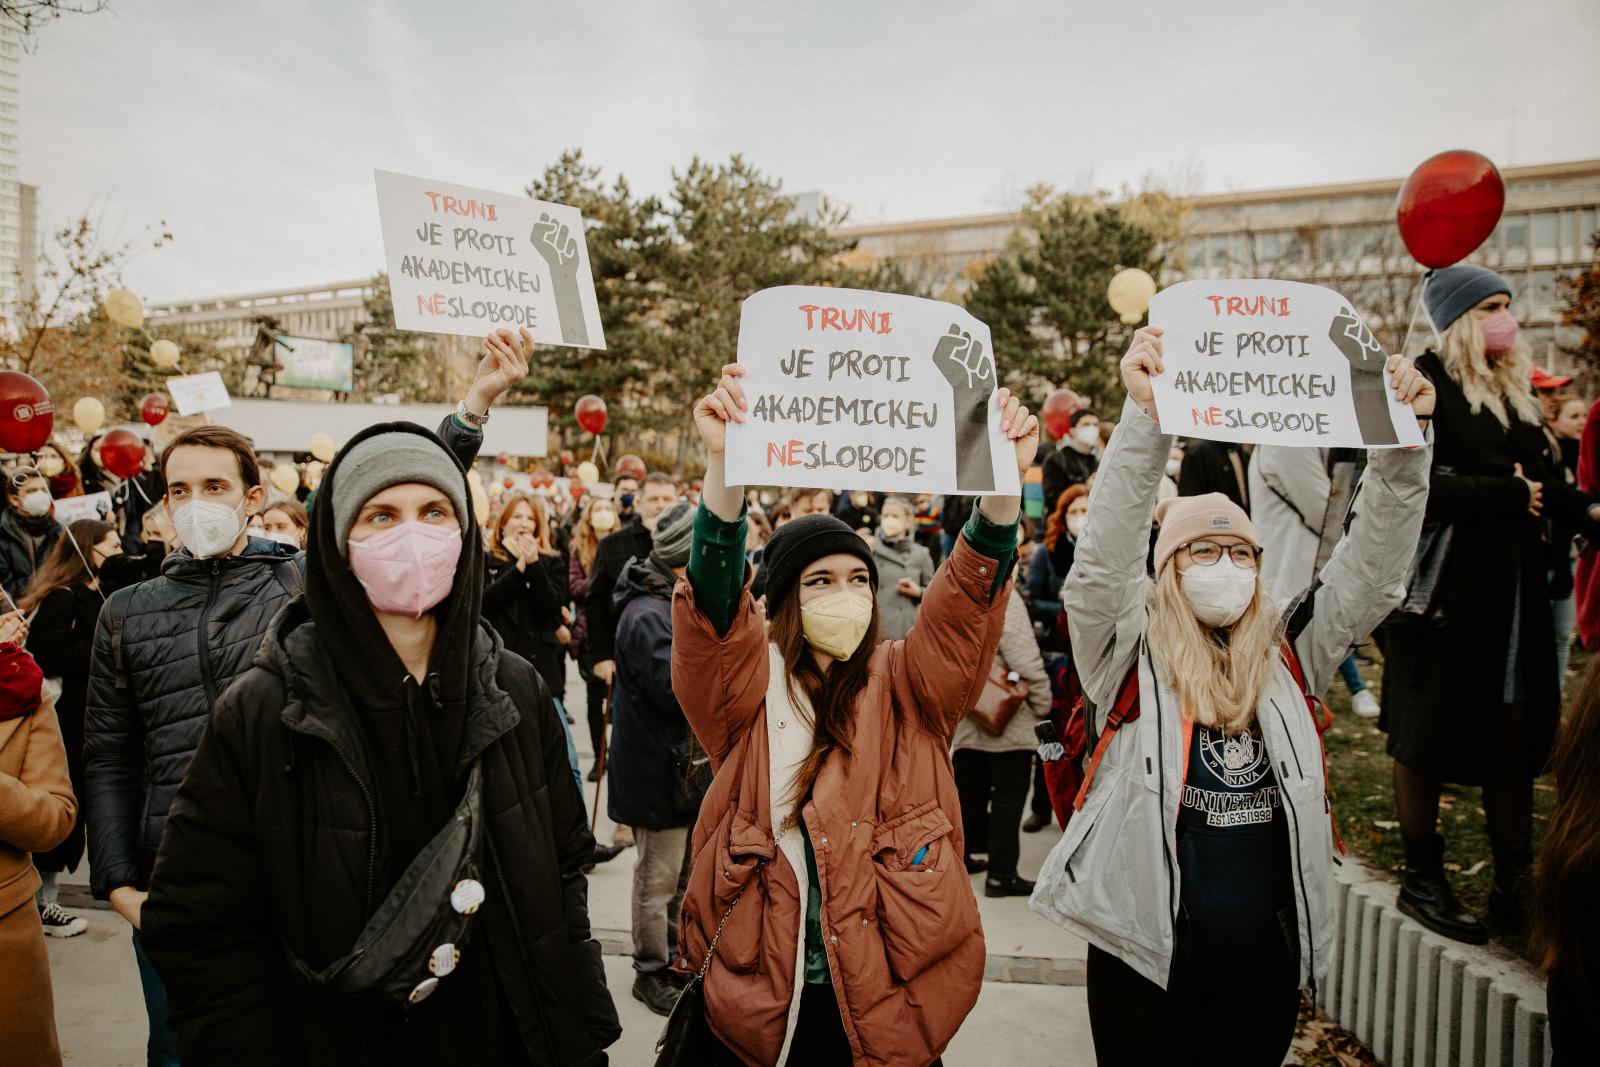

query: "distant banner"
left=374, top=170, right=606, bottom=349
left=53, top=491, right=113, bottom=526
left=275, top=336, right=354, bottom=392
left=724, top=286, right=1021, bottom=495
left=168, top=371, right=232, bottom=416
left=1148, top=279, right=1423, bottom=448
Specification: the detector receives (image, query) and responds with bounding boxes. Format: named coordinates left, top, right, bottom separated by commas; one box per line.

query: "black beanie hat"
left=760, top=513, right=877, bottom=611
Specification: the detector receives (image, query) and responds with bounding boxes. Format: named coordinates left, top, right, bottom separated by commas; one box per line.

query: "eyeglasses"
left=1180, top=541, right=1262, bottom=570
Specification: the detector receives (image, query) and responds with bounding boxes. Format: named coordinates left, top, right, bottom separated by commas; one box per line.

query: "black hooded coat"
left=140, top=422, right=619, bottom=1066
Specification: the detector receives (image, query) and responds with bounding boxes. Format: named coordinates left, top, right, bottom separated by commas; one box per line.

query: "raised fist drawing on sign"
left=1327, top=305, right=1397, bottom=446
left=933, top=323, right=996, bottom=492
left=530, top=212, right=590, bottom=347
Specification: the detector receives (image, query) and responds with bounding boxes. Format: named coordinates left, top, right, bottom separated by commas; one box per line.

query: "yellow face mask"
left=799, top=588, right=874, bottom=661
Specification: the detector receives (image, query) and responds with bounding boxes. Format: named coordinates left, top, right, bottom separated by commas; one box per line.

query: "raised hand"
left=1120, top=326, right=1165, bottom=421
left=466, top=328, right=532, bottom=417
left=993, top=387, right=1040, bottom=481
left=1384, top=354, right=1436, bottom=422
left=1329, top=305, right=1397, bottom=445
left=693, top=363, right=748, bottom=457
left=530, top=213, right=590, bottom=347
left=933, top=324, right=998, bottom=492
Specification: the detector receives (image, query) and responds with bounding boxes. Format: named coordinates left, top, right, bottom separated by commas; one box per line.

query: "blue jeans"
left=132, top=928, right=180, bottom=1066
left=1338, top=653, right=1366, bottom=695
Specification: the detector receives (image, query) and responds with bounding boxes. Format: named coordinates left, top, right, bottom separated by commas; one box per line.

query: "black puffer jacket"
left=142, top=607, right=619, bottom=1065
left=83, top=537, right=303, bottom=897
left=84, top=412, right=484, bottom=898
left=0, top=507, right=61, bottom=601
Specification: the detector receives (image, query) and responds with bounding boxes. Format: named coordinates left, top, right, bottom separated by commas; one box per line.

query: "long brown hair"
left=1533, top=654, right=1600, bottom=979
left=768, top=587, right=880, bottom=827
left=570, top=497, right=616, bottom=573
left=490, top=492, right=558, bottom=561
left=20, top=519, right=114, bottom=613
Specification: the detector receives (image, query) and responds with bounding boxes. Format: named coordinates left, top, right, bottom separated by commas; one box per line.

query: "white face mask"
left=879, top=514, right=907, bottom=540
left=171, top=498, right=247, bottom=559
left=1179, top=556, right=1258, bottom=628
left=265, top=530, right=302, bottom=549
left=1166, top=460, right=1181, bottom=478
left=1074, top=424, right=1100, bottom=448
left=590, top=508, right=617, bottom=533
left=1066, top=514, right=1088, bottom=540
left=19, top=490, right=52, bottom=517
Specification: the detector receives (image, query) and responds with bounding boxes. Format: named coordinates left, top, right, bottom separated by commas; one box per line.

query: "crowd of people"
left=1, top=268, right=1597, bottom=1066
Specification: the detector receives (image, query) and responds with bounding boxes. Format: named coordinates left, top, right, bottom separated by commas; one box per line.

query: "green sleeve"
left=687, top=501, right=748, bottom=638
left=962, top=506, right=1020, bottom=601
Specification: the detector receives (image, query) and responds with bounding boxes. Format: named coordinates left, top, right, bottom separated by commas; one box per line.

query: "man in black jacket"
left=584, top=470, right=678, bottom=687
left=1040, top=408, right=1101, bottom=519
left=140, top=421, right=619, bottom=1065
left=84, top=336, right=525, bottom=1062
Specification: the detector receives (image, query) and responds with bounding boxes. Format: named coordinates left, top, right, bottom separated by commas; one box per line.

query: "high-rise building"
left=0, top=23, right=20, bottom=310
left=19, top=181, right=37, bottom=302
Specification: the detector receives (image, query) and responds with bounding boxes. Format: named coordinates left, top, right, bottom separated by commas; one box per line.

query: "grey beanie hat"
left=650, top=500, right=694, bottom=568
left=1424, top=264, right=1512, bottom=333
left=330, top=430, right=470, bottom=555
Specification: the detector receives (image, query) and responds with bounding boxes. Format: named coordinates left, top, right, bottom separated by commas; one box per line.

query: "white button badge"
left=451, top=878, right=485, bottom=915
left=429, top=943, right=460, bottom=978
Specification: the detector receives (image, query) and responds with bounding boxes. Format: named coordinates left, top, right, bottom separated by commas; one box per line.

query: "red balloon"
left=530, top=468, right=555, bottom=489
left=502, top=477, right=515, bottom=489
left=1396, top=150, right=1505, bottom=269
left=569, top=481, right=584, bottom=499
left=496, top=452, right=510, bottom=466
left=559, top=449, right=575, bottom=466
left=575, top=395, right=607, bottom=435
left=0, top=371, right=54, bottom=454
left=100, top=428, right=146, bottom=479
left=140, top=393, right=169, bottom=427
left=1042, top=389, right=1081, bottom=441
left=614, top=454, right=646, bottom=480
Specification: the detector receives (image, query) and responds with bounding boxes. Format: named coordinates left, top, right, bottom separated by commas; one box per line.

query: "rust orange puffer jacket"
left=671, top=535, right=1008, bottom=1067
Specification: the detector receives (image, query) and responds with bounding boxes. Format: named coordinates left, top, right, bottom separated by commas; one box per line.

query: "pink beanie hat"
left=1152, top=493, right=1260, bottom=574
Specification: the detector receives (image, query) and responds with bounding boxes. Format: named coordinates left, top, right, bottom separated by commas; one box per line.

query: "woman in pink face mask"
left=137, top=423, right=620, bottom=1065
left=1381, top=266, right=1600, bottom=947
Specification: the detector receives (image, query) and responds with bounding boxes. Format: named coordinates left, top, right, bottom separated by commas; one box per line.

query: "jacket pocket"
left=870, top=801, right=970, bottom=982
left=686, top=806, right=772, bottom=975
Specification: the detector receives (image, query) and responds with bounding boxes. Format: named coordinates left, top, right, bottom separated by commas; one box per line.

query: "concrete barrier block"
left=1511, top=997, right=1545, bottom=1067
left=1435, top=952, right=1466, bottom=1067
left=1373, top=910, right=1403, bottom=1062
left=1356, top=895, right=1382, bottom=1045
left=1460, top=968, right=1491, bottom=1067
left=1391, top=924, right=1421, bottom=1066
left=1411, top=938, right=1442, bottom=1067
left=1484, top=988, right=1517, bottom=1067
left=1339, top=881, right=1364, bottom=1023
left=1320, top=879, right=1347, bottom=1015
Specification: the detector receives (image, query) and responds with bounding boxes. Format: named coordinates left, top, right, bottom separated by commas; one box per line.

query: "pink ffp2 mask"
left=1480, top=309, right=1519, bottom=353
left=347, top=521, right=463, bottom=617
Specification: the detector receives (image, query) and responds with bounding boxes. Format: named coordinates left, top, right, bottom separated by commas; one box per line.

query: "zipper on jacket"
left=486, top=834, right=560, bottom=1065
left=1147, top=644, right=1179, bottom=929
left=196, top=562, right=223, bottom=707
left=285, top=720, right=379, bottom=914
left=1272, top=704, right=1317, bottom=998
left=1272, top=700, right=1307, bottom=780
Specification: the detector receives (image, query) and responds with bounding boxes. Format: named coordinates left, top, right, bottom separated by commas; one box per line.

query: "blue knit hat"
left=1424, top=264, right=1512, bottom=333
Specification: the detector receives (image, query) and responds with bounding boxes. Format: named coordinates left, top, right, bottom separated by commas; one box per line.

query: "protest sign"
left=53, top=491, right=113, bottom=526
left=1148, top=279, right=1423, bottom=448
left=374, top=170, right=606, bottom=349
left=725, top=286, right=1021, bottom=496
left=168, top=372, right=232, bottom=416
left=275, top=336, right=354, bottom=392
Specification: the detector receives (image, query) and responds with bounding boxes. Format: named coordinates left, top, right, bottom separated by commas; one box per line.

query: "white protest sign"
left=725, top=286, right=1021, bottom=496
left=53, top=491, right=113, bottom=526
left=374, top=170, right=605, bottom=349
left=167, top=371, right=232, bottom=416
left=1148, top=279, right=1423, bottom=449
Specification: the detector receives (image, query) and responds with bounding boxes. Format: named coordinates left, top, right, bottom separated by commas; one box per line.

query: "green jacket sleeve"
left=962, top=506, right=1020, bottom=601
left=687, top=501, right=748, bottom=638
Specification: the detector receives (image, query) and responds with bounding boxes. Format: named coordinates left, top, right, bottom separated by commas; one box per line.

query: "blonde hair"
left=1146, top=562, right=1281, bottom=736
left=1438, top=311, right=1542, bottom=428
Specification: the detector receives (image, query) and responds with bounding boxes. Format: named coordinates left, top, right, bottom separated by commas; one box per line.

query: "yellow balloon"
left=149, top=339, right=181, bottom=369
left=471, top=483, right=491, bottom=526
left=576, top=461, right=600, bottom=485
left=73, top=397, right=106, bottom=434
left=1107, top=268, right=1158, bottom=325
left=466, top=468, right=483, bottom=487
left=270, top=464, right=300, bottom=494
left=305, top=460, right=326, bottom=489
left=308, top=432, right=336, bottom=463
left=105, top=289, right=145, bottom=329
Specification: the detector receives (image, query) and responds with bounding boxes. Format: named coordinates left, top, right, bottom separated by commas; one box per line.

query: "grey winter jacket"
left=952, top=587, right=1052, bottom=753
left=1030, top=398, right=1429, bottom=992
left=871, top=532, right=936, bottom=641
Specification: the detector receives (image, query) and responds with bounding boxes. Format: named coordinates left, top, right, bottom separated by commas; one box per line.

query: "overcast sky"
left=22, top=0, right=1600, bottom=301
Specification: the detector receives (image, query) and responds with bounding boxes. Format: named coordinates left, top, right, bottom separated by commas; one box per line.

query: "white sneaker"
left=1351, top=689, right=1381, bottom=719
left=37, top=900, right=88, bottom=938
